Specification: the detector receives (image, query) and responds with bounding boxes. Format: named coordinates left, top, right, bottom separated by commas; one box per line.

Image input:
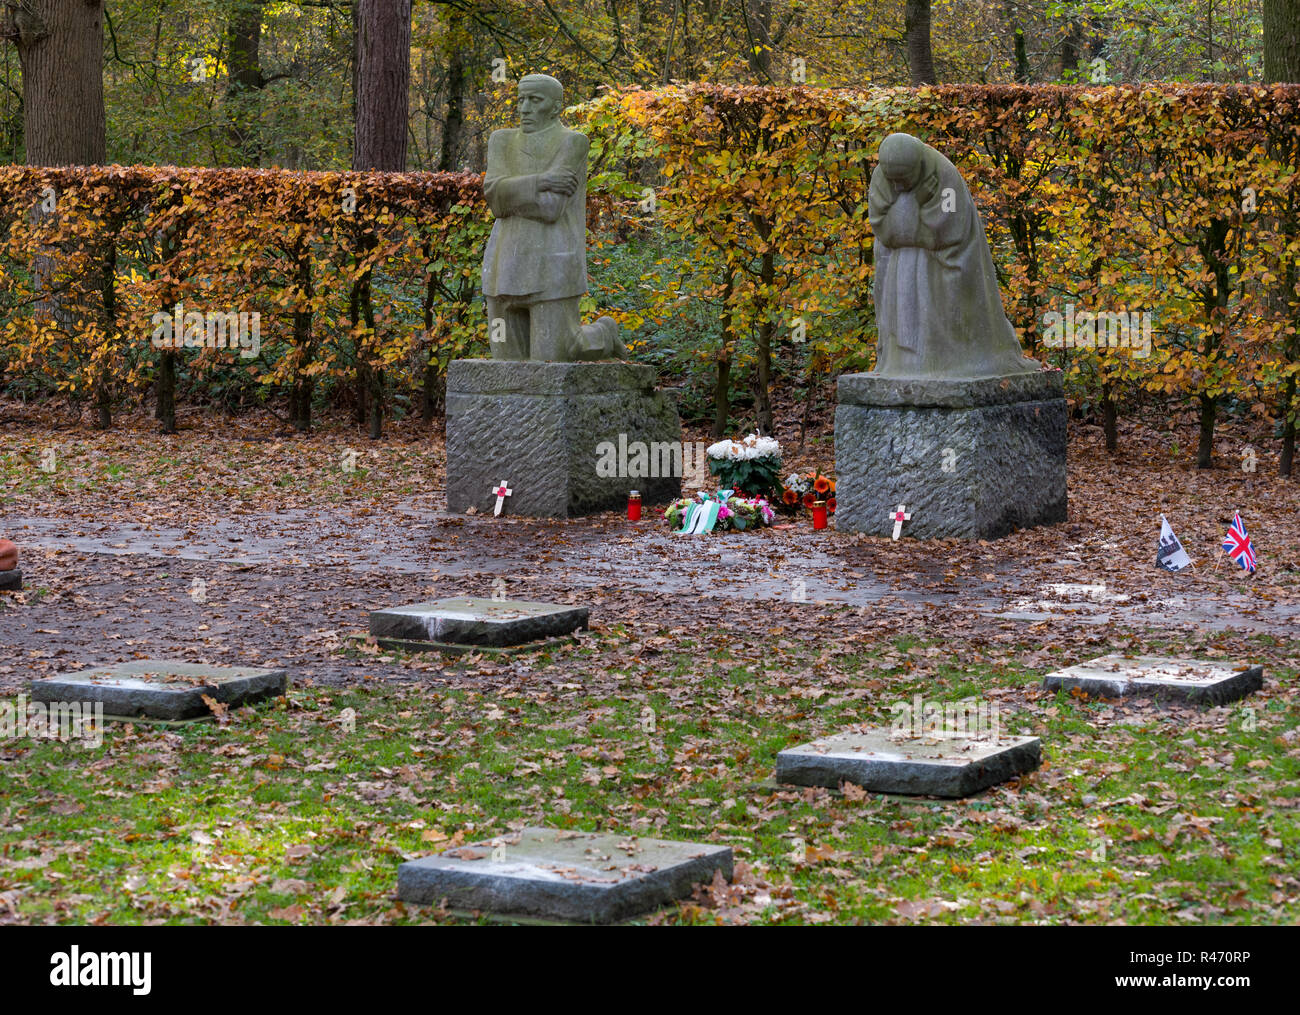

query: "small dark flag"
left=1157, top=514, right=1192, bottom=572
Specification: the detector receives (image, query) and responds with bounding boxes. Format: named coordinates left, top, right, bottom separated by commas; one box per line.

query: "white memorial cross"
left=890, top=504, right=912, bottom=540
left=492, top=480, right=513, bottom=517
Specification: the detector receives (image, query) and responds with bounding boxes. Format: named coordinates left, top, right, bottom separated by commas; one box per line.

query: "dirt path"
left=2, top=498, right=1294, bottom=696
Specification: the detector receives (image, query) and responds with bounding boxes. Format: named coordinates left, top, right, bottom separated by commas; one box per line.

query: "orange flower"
left=813, top=475, right=831, bottom=494
left=829, top=480, right=836, bottom=493
left=782, top=488, right=798, bottom=505
left=802, top=492, right=816, bottom=509
left=826, top=496, right=836, bottom=514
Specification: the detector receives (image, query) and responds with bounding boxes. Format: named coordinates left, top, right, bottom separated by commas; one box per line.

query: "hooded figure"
left=868, top=133, right=1039, bottom=379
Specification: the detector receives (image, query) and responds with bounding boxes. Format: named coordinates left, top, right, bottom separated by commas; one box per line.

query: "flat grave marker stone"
left=368, top=596, right=588, bottom=651
left=30, top=660, right=288, bottom=721
left=776, top=726, right=1041, bottom=797
left=397, top=826, right=733, bottom=924
left=1042, top=654, right=1263, bottom=705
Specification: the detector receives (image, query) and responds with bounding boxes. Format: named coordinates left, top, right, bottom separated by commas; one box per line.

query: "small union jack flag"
left=1221, top=511, right=1257, bottom=573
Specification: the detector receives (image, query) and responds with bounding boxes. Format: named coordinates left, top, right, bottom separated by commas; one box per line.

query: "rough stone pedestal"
left=834, top=371, right=1067, bottom=539
left=447, top=360, right=681, bottom=518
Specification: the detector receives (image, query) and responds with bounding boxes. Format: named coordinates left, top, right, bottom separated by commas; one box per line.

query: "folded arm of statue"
left=484, top=172, right=544, bottom=219
left=532, top=190, right=567, bottom=223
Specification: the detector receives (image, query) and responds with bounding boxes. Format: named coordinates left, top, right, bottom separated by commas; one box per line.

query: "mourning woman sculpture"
left=868, top=133, right=1040, bottom=379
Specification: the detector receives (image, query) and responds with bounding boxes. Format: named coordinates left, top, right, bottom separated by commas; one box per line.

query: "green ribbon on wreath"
left=677, top=490, right=734, bottom=535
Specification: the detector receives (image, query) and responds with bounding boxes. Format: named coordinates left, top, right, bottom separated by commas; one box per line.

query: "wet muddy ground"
left=2, top=496, right=1293, bottom=694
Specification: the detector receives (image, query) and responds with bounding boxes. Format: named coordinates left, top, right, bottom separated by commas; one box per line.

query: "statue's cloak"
left=868, top=141, right=1038, bottom=379
left=482, top=122, right=589, bottom=301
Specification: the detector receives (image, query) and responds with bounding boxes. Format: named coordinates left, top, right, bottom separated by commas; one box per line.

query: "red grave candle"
left=628, top=490, right=642, bottom=521
left=812, top=499, right=828, bottom=530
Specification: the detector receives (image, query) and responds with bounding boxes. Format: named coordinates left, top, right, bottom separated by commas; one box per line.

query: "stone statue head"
left=517, top=74, right=564, bottom=134
left=878, top=133, right=925, bottom=193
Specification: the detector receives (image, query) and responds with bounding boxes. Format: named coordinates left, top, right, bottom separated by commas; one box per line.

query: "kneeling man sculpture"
left=445, top=73, right=679, bottom=518
left=481, top=73, right=626, bottom=362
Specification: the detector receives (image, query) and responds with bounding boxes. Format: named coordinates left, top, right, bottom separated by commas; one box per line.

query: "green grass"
left=2, top=632, right=1295, bottom=925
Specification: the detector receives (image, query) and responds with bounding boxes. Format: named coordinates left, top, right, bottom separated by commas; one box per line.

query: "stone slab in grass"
left=361, top=634, right=576, bottom=658
left=776, top=727, right=1041, bottom=797
left=369, top=597, right=588, bottom=649
left=30, top=660, right=288, bottom=721
left=0, top=569, right=21, bottom=591
left=1042, top=654, right=1263, bottom=705
left=397, top=827, right=733, bottom=924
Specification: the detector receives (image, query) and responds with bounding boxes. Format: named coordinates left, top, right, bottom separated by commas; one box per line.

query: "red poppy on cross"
left=890, top=504, right=911, bottom=540
left=492, top=480, right=513, bottom=517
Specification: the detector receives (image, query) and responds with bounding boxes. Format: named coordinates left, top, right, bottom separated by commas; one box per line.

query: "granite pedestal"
left=834, top=371, right=1067, bottom=539
left=446, top=360, right=681, bottom=518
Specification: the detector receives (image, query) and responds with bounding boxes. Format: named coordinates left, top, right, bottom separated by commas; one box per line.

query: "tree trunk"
left=904, top=0, right=937, bottom=85
left=353, top=0, right=411, bottom=171
left=368, top=367, right=384, bottom=440
left=355, top=360, right=369, bottom=425
left=713, top=270, right=735, bottom=439
left=1013, top=27, right=1030, bottom=83
left=225, top=1, right=266, bottom=165
left=753, top=324, right=773, bottom=435
left=94, top=385, right=111, bottom=429
left=1281, top=372, right=1297, bottom=477
left=421, top=358, right=445, bottom=420
left=10, top=2, right=108, bottom=419
left=12, top=0, right=106, bottom=165
left=290, top=377, right=314, bottom=432
left=352, top=0, right=410, bottom=440
left=753, top=247, right=775, bottom=435
left=157, top=351, right=177, bottom=433
left=1265, top=0, right=1300, bottom=80
left=437, top=13, right=464, bottom=172
left=356, top=255, right=382, bottom=439
left=292, top=252, right=314, bottom=431
left=420, top=266, right=446, bottom=421
left=350, top=265, right=380, bottom=434
left=1101, top=383, right=1117, bottom=452
left=745, top=0, right=775, bottom=81
left=1197, top=392, right=1218, bottom=469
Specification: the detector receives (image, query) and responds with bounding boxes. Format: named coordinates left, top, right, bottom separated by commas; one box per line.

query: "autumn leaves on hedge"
left=0, top=166, right=488, bottom=430
left=2, top=84, right=1298, bottom=472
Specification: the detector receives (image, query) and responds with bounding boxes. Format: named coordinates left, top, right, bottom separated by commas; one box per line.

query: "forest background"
left=2, top=0, right=1299, bottom=476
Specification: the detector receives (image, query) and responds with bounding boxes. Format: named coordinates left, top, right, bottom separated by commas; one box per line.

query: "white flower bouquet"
left=705, top=433, right=782, bottom=497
